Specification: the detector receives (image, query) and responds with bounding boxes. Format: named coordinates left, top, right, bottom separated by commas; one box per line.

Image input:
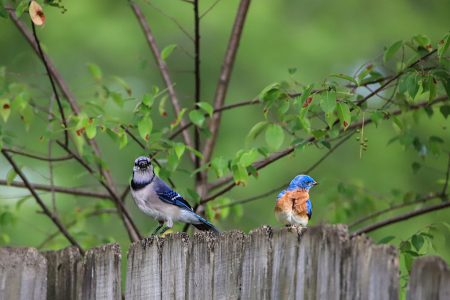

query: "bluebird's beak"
left=312, top=181, right=318, bottom=185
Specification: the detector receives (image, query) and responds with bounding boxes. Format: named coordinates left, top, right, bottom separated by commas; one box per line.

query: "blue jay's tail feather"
left=193, top=216, right=221, bottom=236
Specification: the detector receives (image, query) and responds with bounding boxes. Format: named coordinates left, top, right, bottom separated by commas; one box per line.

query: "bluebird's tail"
left=193, top=216, right=221, bottom=236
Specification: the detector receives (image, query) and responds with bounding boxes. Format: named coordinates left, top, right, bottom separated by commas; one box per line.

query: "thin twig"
left=48, top=97, right=57, bottom=216
left=194, top=0, right=202, bottom=184
left=200, top=0, right=221, bottom=19
left=1, top=150, right=85, bottom=255
left=31, top=22, right=68, bottom=148
left=442, top=152, right=450, bottom=196
left=2, top=148, right=73, bottom=161
left=348, top=192, right=441, bottom=229
left=202, top=0, right=252, bottom=165
left=0, top=180, right=110, bottom=198
left=352, top=195, right=449, bottom=236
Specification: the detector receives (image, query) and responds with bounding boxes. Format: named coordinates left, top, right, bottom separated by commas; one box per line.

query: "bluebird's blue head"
left=288, top=175, right=318, bottom=191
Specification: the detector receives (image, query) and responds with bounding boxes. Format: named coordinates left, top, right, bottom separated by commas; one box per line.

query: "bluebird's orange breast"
left=274, top=189, right=310, bottom=227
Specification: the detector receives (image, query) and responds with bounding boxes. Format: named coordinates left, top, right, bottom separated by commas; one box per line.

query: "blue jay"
left=274, top=175, right=318, bottom=227
left=130, top=156, right=221, bottom=242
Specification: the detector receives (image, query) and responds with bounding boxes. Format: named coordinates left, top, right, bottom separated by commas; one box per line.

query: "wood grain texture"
left=213, top=230, right=245, bottom=300
left=161, top=232, right=190, bottom=300
left=41, top=246, right=82, bottom=300
left=406, top=255, right=450, bottom=300
left=0, top=247, right=47, bottom=300
left=368, top=244, right=398, bottom=300
left=188, top=231, right=216, bottom=300
left=78, top=243, right=122, bottom=300
left=126, top=237, right=163, bottom=300
left=240, top=225, right=273, bottom=300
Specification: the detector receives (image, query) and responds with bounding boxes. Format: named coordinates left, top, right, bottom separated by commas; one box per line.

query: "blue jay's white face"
left=133, top=156, right=153, bottom=173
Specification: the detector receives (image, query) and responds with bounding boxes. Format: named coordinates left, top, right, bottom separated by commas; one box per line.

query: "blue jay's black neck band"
left=131, top=169, right=155, bottom=191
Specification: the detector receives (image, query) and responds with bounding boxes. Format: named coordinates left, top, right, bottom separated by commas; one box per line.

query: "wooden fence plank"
left=0, top=247, right=47, bottom=300
left=240, top=225, right=273, bottom=300
left=271, top=227, right=301, bottom=300
left=78, top=243, right=122, bottom=300
left=161, top=232, right=190, bottom=300
left=213, top=230, right=246, bottom=300
left=126, top=237, right=163, bottom=300
left=368, top=244, right=399, bottom=300
left=406, top=255, right=450, bottom=300
left=188, top=231, right=216, bottom=300
left=41, top=246, right=82, bottom=300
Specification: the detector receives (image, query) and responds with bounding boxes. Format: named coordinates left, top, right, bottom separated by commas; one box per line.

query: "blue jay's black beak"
left=135, top=157, right=151, bottom=169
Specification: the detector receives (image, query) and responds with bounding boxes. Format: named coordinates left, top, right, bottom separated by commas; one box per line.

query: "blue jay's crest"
left=288, top=175, right=318, bottom=191
left=135, top=156, right=151, bottom=169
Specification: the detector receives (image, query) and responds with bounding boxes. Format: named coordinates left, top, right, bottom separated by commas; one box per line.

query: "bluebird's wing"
left=306, top=199, right=312, bottom=220
left=154, top=178, right=193, bottom=211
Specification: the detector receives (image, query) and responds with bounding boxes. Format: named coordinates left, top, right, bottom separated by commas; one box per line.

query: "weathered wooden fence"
left=1, top=224, right=449, bottom=300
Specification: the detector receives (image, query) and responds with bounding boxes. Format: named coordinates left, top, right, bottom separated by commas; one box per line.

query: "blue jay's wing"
left=154, top=178, right=193, bottom=211
left=306, top=199, right=312, bottom=220
left=276, top=190, right=287, bottom=200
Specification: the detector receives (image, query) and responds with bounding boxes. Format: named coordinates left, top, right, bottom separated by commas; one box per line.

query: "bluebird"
left=274, top=175, right=318, bottom=227
left=130, top=156, right=221, bottom=243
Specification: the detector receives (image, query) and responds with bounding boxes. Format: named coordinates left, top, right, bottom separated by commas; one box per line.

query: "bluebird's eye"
left=305, top=181, right=311, bottom=184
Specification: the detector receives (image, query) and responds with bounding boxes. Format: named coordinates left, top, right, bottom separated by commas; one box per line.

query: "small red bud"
left=339, top=73, right=343, bottom=76
left=21, top=115, right=24, bottom=120
left=145, top=133, right=149, bottom=141
left=129, top=124, right=133, bottom=128
left=75, top=208, right=81, bottom=213
left=426, top=45, right=432, bottom=50
left=343, top=121, right=348, bottom=127
left=433, top=78, right=437, bottom=84
left=366, top=64, right=373, bottom=70
left=255, top=172, right=259, bottom=176
left=334, top=111, right=337, bottom=115
left=106, top=169, right=110, bottom=173
left=39, top=136, right=43, bottom=141
left=76, top=127, right=85, bottom=136
left=88, top=119, right=93, bottom=124
left=171, top=120, right=177, bottom=125
left=162, top=112, right=168, bottom=116
left=208, top=163, right=211, bottom=167
left=3, top=103, right=9, bottom=109
left=305, top=97, right=313, bottom=104
left=439, top=40, right=444, bottom=45
left=303, top=103, right=308, bottom=108
left=263, top=109, right=267, bottom=113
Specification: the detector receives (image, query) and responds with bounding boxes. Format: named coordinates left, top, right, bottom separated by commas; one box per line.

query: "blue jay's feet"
left=141, top=235, right=155, bottom=250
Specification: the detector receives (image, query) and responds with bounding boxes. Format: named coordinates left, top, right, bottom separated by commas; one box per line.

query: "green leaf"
left=312, top=130, right=327, bottom=140
left=429, top=77, right=437, bottom=104
left=294, top=84, right=315, bottom=113
left=259, top=83, right=280, bottom=102
left=232, top=164, right=248, bottom=186
left=167, top=148, right=180, bottom=169
left=288, top=68, right=297, bottom=74
left=170, top=108, right=187, bottom=130
left=16, top=195, right=32, bottom=211
left=187, top=188, right=201, bottom=204
left=15, top=1, right=28, bottom=18
left=407, top=73, right=421, bottom=100
left=377, top=235, right=395, bottom=244
left=219, top=197, right=231, bottom=219
left=86, top=120, right=96, bottom=139
left=328, top=74, right=358, bottom=85
left=358, top=64, right=375, bottom=84
left=398, top=73, right=411, bottom=95
left=205, top=204, right=215, bottom=222
left=185, top=146, right=204, bottom=161
left=411, top=234, right=424, bottom=252
left=320, top=92, right=336, bottom=114
left=174, top=142, right=185, bottom=159
left=161, top=44, right=177, bottom=62
left=412, top=162, right=421, bottom=174
left=142, top=93, right=154, bottom=107
left=0, top=7, right=8, bottom=19
left=321, top=141, right=331, bottom=150
left=438, top=33, right=450, bottom=60
left=159, top=95, right=168, bottom=116
left=6, top=167, right=20, bottom=185
left=370, top=110, right=384, bottom=128
left=0, top=98, right=10, bottom=122
left=239, top=149, right=258, bottom=167
left=189, top=109, right=206, bottom=127
left=389, top=113, right=403, bottom=132
left=257, top=147, right=270, bottom=158
left=88, top=63, right=102, bottom=81
left=111, top=76, right=131, bottom=95
left=403, top=253, right=414, bottom=272
left=265, top=124, right=284, bottom=151
left=245, top=121, right=269, bottom=144
left=413, top=34, right=432, bottom=50
left=383, top=40, right=403, bottom=62
left=118, top=127, right=127, bottom=149
left=400, top=240, right=411, bottom=252
left=440, top=105, right=450, bottom=119
left=15, top=92, right=29, bottom=110
left=191, top=163, right=210, bottom=176
left=211, top=156, right=228, bottom=178
left=196, top=102, right=213, bottom=118
left=111, top=92, right=123, bottom=108
left=0, top=233, right=10, bottom=244
left=138, top=117, right=153, bottom=141
left=336, top=102, right=351, bottom=130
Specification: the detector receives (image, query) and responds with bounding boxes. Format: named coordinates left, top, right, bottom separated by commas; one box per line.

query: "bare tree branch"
left=1, top=150, right=85, bottom=255
left=0, top=180, right=110, bottom=198
left=202, top=0, right=252, bottom=164
left=2, top=148, right=73, bottom=161
left=129, top=2, right=195, bottom=163
left=352, top=194, right=450, bottom=236
left=348, top=192, right=441, bottom=229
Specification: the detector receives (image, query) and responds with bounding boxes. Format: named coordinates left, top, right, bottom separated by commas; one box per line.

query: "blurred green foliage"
left=1, top=0, right=450, bottom=297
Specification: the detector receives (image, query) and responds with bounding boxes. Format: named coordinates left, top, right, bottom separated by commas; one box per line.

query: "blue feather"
left=306, top=199, right=312, bottom=220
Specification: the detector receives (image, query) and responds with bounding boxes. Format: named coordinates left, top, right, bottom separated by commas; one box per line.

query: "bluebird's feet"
left=141, top=235, right=155, bottom=250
